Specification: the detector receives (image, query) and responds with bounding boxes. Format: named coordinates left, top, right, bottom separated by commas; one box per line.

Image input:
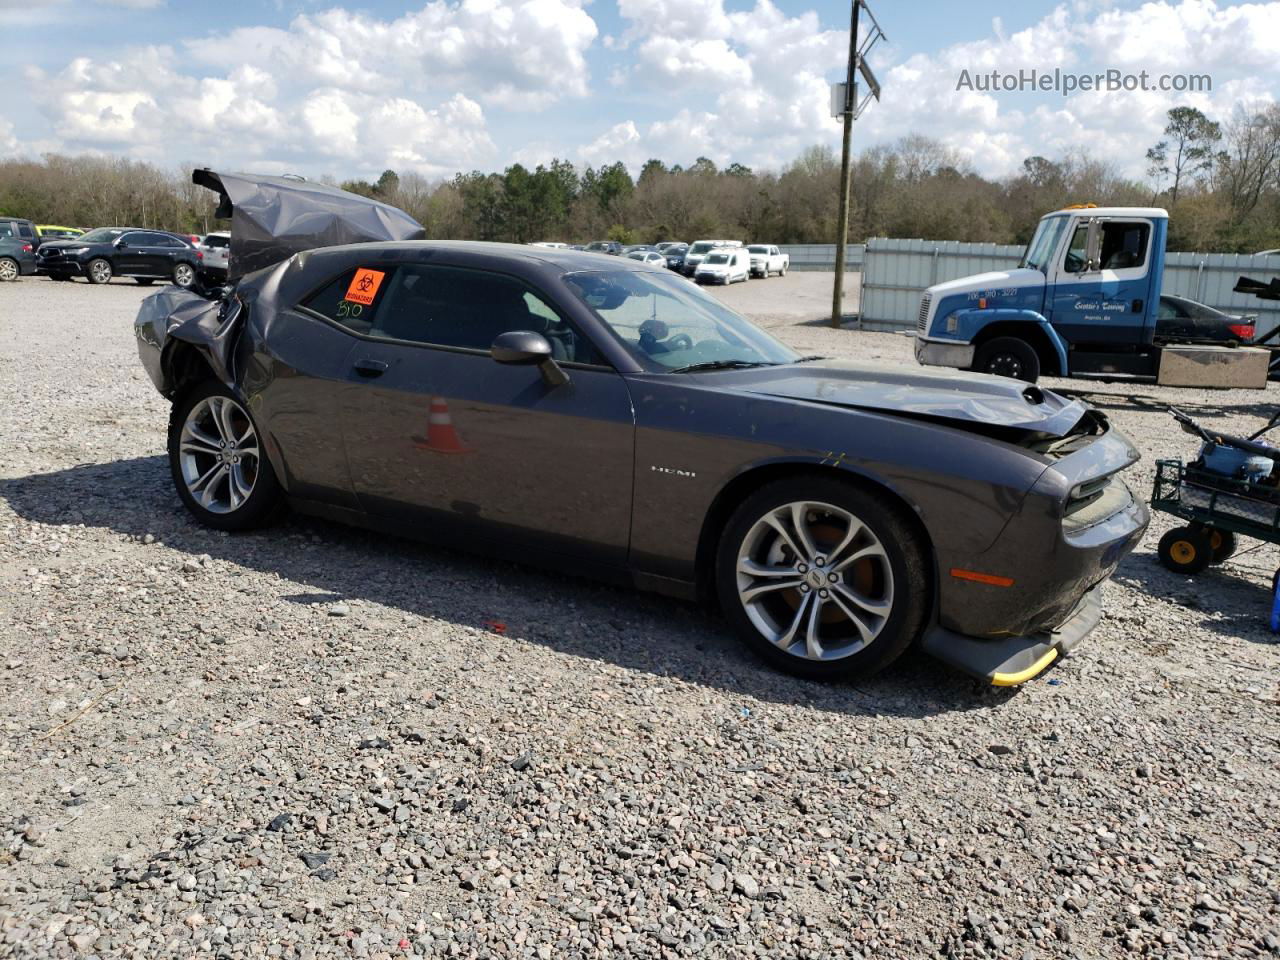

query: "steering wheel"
left=666, top=333, right=694, bottom=352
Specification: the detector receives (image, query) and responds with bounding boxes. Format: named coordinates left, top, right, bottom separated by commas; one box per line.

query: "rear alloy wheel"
left=173, top=263, right=196, bottom=288
left=974, top=336, right=1040, bottom=382
left=717, top=478, right=928, bottom=681
left=87, top=258, right=113, bottom=285
left=0, top=257, right=18, bottom=282
left=169, top=381, right=282, bottom=531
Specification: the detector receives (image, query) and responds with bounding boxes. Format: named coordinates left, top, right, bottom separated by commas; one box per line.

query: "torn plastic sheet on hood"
left=193, top=169, right=426, bottom=282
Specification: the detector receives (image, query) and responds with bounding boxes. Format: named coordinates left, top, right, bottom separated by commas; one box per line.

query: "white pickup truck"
left=747, top=244, right=789, bottom=278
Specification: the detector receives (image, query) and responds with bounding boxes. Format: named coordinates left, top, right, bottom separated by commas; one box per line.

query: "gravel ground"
left=1, top=273, right=1278, bottom=959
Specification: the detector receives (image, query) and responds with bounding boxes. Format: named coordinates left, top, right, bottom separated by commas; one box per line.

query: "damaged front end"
left=135, top=169, right=425, bottom=400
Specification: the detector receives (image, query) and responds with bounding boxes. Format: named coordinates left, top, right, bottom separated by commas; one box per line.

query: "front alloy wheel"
left=169, top=382, right=282, bottom=530
left=87, top=258, right=112, bottom=284
left=717, top=478, right=928, bottom=681
left=0, top=257, right=18, bottom=282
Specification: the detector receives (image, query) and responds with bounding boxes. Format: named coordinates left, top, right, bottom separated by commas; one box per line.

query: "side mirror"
left=115, top=238, right=128, bottom=249
left=491, top=330, right=569, bottom=387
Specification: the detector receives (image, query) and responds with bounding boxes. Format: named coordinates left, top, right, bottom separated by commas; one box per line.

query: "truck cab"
left=914, top=205, right=1168, bottom=381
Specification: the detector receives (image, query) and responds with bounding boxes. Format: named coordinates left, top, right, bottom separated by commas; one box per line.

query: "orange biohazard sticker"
left=344, top=268, right=385, bottom=306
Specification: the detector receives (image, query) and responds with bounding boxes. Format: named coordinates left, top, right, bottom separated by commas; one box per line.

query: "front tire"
left=716, top=477, right=929, bottom=681
left=974, top=336, right=1040, bottom=382
left=168, top=381, right=282, bottom=531
left=87, top=258, right=112, bottom=285
left=0, top=257, right=18, bottom=282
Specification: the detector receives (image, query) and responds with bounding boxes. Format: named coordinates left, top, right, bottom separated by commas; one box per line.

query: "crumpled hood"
left=192, top=169, right=426, bottom=282
left=731, top=360, right=1087, bottom=436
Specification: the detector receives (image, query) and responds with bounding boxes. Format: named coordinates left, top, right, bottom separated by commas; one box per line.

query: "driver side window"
left=1063, top=225, right=1089, bottom=274
left=301, top=264, right=605, bottom=365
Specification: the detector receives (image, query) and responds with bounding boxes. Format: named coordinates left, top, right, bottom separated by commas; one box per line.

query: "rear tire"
left=716, top=476, right=929, bottom=681
left=173, top=263, right=196, bottom=288
left=974, top=336, right=1040, bottom=382
left=1207, top=528, right=1237, bottom=564
left=1157, top=526, right=1212, bottom=575
left=168, top=381, right=283, bottom=532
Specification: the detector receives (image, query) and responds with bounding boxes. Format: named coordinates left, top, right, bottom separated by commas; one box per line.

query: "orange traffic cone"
left=413, top=397, right=469, bottom=453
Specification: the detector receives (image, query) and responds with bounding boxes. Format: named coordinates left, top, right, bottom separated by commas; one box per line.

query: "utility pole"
left=830, top=0, right=884, bottom=327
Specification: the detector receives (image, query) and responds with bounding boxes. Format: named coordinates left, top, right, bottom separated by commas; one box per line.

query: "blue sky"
left=2, top=0, right=1278, bottom=182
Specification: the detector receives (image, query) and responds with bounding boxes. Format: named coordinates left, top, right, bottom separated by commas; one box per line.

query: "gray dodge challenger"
left=135, top=171, right=1149, bottom=687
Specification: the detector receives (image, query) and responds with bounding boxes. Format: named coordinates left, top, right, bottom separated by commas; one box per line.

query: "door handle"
left=352, top=358, right=389, bottom=378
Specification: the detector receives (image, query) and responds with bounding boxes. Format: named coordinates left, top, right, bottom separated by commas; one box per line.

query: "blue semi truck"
left=913, top=205, right=1268, bottom=386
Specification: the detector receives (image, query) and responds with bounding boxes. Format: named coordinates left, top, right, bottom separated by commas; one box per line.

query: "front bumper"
left=37, top=257, right=86, bottom=276
left=915, top=336, right=974, bottom=369
left=921, top=582, right=1104, bottom=685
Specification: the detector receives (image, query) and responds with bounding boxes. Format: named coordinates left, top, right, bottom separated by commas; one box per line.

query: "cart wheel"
left=1158, top=526, right=1213, bottom=575
left=1206, top=528, right=1237, bottom=565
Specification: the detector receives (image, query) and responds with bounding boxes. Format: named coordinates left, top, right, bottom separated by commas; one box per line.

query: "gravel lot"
left=1, top=273, right=1278, bottom=959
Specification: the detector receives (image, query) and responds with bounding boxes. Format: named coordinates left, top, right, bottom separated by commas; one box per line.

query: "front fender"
left=945, top=308, right=1069, bottom=376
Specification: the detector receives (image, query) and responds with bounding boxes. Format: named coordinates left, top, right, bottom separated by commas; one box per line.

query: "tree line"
left=2, top=101, right=1278, bottom=253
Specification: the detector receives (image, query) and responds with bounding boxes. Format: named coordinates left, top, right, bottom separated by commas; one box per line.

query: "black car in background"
left=1156, top=294, right=1257, bottom=342
left=37, top=227, right=201, bottom=287
left=664, top=243, right=689, bottom=270
left=0, top=217, right=39, bottom=282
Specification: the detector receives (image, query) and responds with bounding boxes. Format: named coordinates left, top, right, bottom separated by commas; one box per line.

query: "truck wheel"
left=780, top=263, right=787, bottom=276
left=1158, top=526, right=1212, bottom=575
left=974, top=337, right=1040, bottom=382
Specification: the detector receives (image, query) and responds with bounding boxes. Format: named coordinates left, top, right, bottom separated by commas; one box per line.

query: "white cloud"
left=20, top=0, right=595, bottom=177
left=0, top=117, right=18, bottom=157
left=586, top=0, right=1280, bottom=180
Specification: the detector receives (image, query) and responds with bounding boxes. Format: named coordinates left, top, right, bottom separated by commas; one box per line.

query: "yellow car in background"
left=37, top=225, right=84, bottom=245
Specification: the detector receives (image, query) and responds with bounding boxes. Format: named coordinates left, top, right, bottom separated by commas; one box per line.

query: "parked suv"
left=198, top=231, right=230, bottom=284
left=0, top=217, right=39, bottom=282
left=583, top=240, right=623, bottom=256
left=37, top=227, right=201, bottom=286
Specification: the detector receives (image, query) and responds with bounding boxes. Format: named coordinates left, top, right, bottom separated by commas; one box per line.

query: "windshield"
left=80, top=228, right=125, bottom=243
left=748, top=245, right=768, bottom=254
left=563, top=270, right=798, bottom=371
left=1020, top=215, right=1070, bottom=272
left=626, top=252, right=646, bottom=260
left=705, top=254, right=729, bottom=264
left=689, top=242, right=716, bottom=255
left=585, top=242, right=610, bottom=251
